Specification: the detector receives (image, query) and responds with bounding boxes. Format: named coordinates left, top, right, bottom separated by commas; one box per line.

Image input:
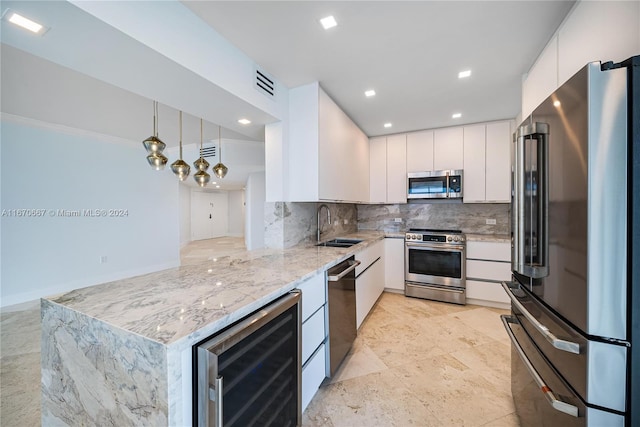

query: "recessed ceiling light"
left=320, top=15, right=337, bottom=30
left=6, top=11, right=45, bottom=34
left=211, top=182, right=217, bottom=185
left=452, top=113, right=462, bottom=119
left=216, top=185, right=220, bottom=189
left=238, top=118, right=251, bottom=125
left=458, top=70, right=472, bottom=79
left=365, top=89, right=376, bottom=97
left=553, top=100, right=561, bottom=107
left=384, top=123, right=392, bottom=128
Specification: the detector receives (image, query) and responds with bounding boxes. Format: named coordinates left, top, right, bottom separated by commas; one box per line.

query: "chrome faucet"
left=317, top=204, right=331, bottom=242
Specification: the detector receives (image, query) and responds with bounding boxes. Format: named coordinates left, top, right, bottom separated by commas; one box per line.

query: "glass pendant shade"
left=171, top=159, right=190, bottom=181
left=147, top=151, right=168, bottom=170
left=171, top=111, right=190, bottom=181
left=213, top=162, right=228, bottom=178
left=143, top=135, right=166, bottom=154
left=194, top=157, right=209, bottom=172
left=213, top=124, right=228, bottom=179
left=194, top=170, right=211, bottom=187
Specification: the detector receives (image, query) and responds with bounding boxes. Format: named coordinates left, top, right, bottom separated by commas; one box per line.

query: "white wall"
left=178, top=183, right=191, bottom=247
left=245, top=172, right=266, bottom=250
left=0, top=117, right=180, bottom=307
left=522, top=1, right=640, bottom=118
left=228, top=190, right=245, bottom=237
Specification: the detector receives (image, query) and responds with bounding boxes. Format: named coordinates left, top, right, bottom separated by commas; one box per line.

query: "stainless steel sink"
left=316, top=238, right=363, bottom=248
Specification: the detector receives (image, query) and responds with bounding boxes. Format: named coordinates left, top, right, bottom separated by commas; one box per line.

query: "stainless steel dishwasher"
left=326, top=257, right=360, bottom=377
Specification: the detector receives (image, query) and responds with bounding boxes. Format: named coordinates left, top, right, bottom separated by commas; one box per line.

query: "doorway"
left=190, top=191, right=229, bottom=241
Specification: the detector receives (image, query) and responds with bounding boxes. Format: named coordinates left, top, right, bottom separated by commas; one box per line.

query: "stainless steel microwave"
left=407, top=170, right=463, bottom=199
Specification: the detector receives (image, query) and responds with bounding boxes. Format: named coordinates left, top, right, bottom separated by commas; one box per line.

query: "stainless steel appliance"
left=195, top=291, right=301, bottom=427
left=405, top=228, right=466, bottom=305
left=502, top=56, right=639, bottom=426
left=407, top=170, right=463, bottom=200
left=326, top=257, right=360, bottom=377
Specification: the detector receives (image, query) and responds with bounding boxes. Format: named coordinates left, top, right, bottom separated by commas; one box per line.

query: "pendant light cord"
left=179, top=111, right=183, bottom=159
left=200, top=118, right=204, bottom=159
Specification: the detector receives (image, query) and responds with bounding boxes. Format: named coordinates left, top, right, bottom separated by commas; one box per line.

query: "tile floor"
left=1, top=237, right=519, bottom=426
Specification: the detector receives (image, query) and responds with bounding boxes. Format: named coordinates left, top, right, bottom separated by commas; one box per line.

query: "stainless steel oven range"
left=404, top=228, right=466, bottom=305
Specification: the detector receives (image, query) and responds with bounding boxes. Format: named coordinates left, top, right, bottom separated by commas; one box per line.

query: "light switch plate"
left=486, top=218, right=497, bottom=225
left=394, top=218, right=402, bottom=223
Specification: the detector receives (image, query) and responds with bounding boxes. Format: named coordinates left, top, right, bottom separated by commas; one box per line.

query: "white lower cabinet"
left=297, top=272, right=327, bottom=412
left=301, top=343, right=326, bottom=412
left=384, top=238, right=405, bottom=291
left=465, top=241, right=511, bottom=308
left=355, top=240, right=385, bottom=329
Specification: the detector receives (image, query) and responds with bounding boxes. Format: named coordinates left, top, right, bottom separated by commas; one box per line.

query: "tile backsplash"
left=357, top=202, right=510, bottom=235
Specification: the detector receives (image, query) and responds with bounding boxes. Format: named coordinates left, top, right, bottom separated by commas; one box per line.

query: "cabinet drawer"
left=466, top=279, right=510, bottom=303
left=466, top=241, right=511, bottom=262
left=467, top=259, right=511, bottom=281
left=355, top=240, right=384, bottom=276
left=302, top=307, right=325, bottom=364
left=302, top=343, right=326, bottom=412
left=298, top=273, right=325, bottom=322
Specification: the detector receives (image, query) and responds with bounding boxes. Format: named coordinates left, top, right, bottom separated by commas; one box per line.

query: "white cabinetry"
left=386, top=134, right=407, bottom=203
left=289, top=82, right=369, bottom=203
left=297, top=272, right=327, bottom=411
left=355, top=240, right=385, bottom=329
left=434, top=127, right=464, bottom=170
left=368, top=135, right=406, bottom=203
left=465, top=241, right=511, bottom=309
left=369, top=137, right=387, bottom=203
left=463, top=121, right=512, bottom=203
left=384, top=238, right=405, bottom=292
left=406, top=130, right=434, bottom=173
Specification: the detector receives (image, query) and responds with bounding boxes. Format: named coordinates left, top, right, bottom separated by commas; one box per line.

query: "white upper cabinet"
left=369, top=136, right=387, bottom=203
left=463, top=120, right=512, bottom=204
left=406, top=130, right=434, bottom=173
left=462, top=124, right=486, bottom=203
left=434, top=127, right=464, bottom=170
left=386, top=134, right=407, bottom=203
left=485, top=121, right=512, bottom=202
left=289, top=83, right=369, bottom=202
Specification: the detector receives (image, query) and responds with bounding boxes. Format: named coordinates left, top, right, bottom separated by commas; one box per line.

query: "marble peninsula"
left=41, top=231, right=386, bottom=426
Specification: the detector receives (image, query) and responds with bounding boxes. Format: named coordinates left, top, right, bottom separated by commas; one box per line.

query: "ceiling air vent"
left=255, top=67, right=276, bottom=99
left=200, top=144, right=217, bottom=159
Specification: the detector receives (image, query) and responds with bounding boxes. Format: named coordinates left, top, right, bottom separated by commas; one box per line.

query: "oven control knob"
left=447, top=236, right=452, bottom=242
left=413, top=234, right=418, bottom=240
left=454, top=236, right=460, bottom=242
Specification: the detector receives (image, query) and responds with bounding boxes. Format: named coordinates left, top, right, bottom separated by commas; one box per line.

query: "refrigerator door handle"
left=501, top=315, right=579, bottom=417
left=513, top=122, right=549, bottom=278
left=502, top=282, right=581, bottom=354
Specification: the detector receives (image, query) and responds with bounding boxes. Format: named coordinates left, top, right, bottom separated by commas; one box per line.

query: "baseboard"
left=466, top=298, right=510, bottom=310
left=383, top=288, right=405, bottom=295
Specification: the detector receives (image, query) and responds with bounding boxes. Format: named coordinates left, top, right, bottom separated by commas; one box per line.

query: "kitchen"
left=1, top=1, right=639, bottom=426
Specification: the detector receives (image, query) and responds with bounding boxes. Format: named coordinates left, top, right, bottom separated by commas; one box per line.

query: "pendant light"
left=212, top=124, right=228, bottom=179
left=170, top=111, right=190, bottom=181
left=143, top=101, right=168, bottom=170
left=193, top=118, right=211, bottom=187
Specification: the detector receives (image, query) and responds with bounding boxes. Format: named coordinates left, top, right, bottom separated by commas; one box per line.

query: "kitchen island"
left=41, top=231, right=386, bottom=426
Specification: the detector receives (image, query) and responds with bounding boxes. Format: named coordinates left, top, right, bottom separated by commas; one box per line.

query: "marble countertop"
left=44, top=230, right=387, bottom=351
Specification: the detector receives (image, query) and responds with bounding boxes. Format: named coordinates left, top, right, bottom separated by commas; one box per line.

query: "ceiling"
left=183, top=1, right=576, bottom=136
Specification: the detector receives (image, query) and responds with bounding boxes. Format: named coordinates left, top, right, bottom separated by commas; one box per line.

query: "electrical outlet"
left=394, top=218, right=402, bottom=223
left=486, top=218, right=497, bottom=225
left=343, top=219, right=349, bottom=225
left=99, top=255, right=108, bottom=264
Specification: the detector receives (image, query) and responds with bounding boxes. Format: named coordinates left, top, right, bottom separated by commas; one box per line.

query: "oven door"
left=405, top=242, right=465, bottom=288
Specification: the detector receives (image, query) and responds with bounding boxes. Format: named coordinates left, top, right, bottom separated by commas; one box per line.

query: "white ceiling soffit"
left=184, top=0, right=576, bottom=136
left=0, top=0, right=277, bottom=142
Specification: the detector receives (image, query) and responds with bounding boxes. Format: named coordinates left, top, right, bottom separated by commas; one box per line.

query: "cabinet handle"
left=501, top=315, right=579, bottom=417
left=502, top=282, right=580, bottom=354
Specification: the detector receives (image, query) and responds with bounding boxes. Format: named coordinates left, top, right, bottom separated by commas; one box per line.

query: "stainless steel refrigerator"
left=501, top=55, right=639, bottom=426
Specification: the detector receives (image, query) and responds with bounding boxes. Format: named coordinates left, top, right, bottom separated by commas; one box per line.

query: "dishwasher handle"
left=328, top=260, right=361, bottom=282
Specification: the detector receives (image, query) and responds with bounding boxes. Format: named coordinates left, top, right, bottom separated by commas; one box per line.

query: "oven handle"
left=502, top=282, right=580, bottom=354
left=405, top=242, right=464, bottom=251
left=501, top=315, right=579, bottom=417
